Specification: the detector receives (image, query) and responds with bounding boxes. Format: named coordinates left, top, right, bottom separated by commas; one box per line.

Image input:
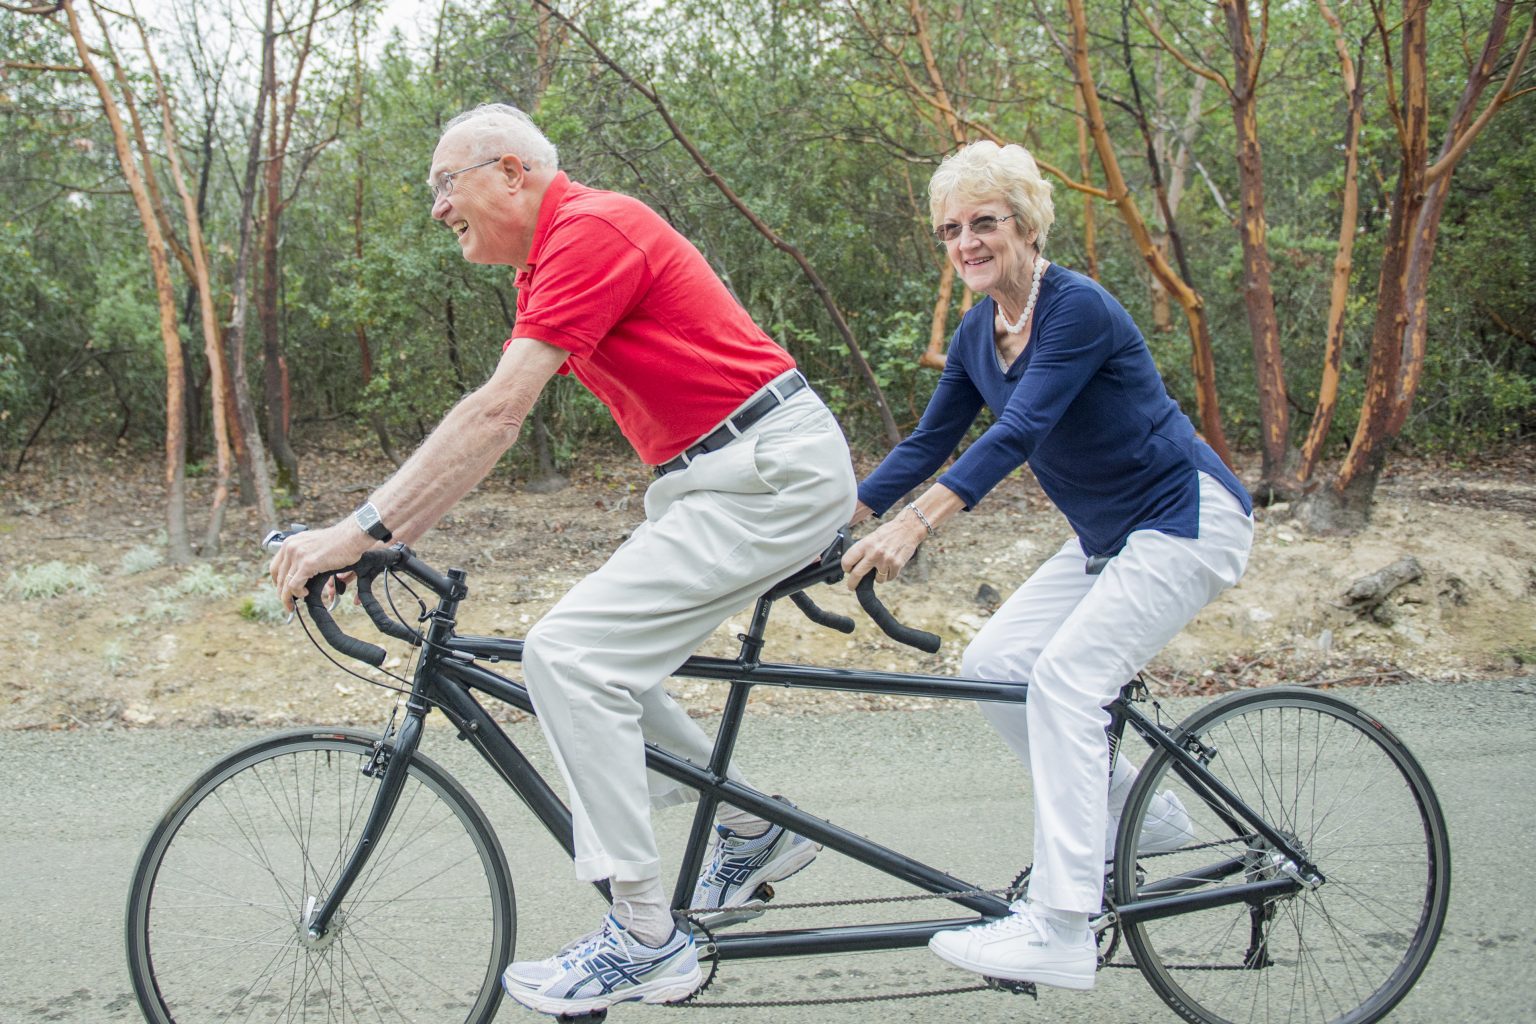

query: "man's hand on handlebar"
left=268, top=520, right=381, bottom=612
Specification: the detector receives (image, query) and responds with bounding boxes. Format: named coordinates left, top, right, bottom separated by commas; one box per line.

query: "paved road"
left=3, top=676, right=1533, bottom=1023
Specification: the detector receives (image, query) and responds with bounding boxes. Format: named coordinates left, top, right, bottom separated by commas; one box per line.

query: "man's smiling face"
left=429, top=126, right=534, bottom=268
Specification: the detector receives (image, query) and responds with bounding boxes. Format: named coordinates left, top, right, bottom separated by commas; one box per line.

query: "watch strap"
left=354, top=501, right=393, bottom=543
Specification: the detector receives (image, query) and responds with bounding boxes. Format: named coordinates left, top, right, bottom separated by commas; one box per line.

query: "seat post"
left=671, top=598, right=772, bottom=912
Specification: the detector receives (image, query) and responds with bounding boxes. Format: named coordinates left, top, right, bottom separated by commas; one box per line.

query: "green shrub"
left=4, top=561, right=103, bottom=599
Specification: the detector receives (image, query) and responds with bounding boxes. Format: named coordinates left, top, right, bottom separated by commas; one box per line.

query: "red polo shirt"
left=509, top=173, right=795, bottom=465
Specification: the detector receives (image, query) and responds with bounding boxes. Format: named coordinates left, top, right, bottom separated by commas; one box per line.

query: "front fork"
left=305, top=700, right=430, bottom=941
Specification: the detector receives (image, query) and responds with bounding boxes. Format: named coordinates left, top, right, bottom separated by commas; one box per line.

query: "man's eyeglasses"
left=932, top=213, right=1019, bottom=243
left=428, top=158, right=501, bottom=203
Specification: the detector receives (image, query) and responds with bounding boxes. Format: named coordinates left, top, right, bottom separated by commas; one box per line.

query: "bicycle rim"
left=126, top=729, right=515, bottom=1024
left=1115, top=688, right=1449, bottom=1024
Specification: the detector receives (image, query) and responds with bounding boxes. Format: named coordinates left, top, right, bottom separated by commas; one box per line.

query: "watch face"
left=355, top=503, right=389, bottom=540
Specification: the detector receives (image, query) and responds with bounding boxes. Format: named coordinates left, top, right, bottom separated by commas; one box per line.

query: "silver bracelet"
left=904, top=502, right=934, bottom=536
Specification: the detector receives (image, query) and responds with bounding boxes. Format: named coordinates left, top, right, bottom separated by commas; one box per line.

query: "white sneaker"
left=929, top=904, right=1096, bottom=990
left=1106, top=790, right=1194, bottom=859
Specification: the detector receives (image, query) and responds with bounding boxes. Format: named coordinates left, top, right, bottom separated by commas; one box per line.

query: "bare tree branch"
left=1427, top=9, right=1534, bottom=183
left=1134, top=1, right=1231, bottom=92
left=3, top=59, right=86, bottom=72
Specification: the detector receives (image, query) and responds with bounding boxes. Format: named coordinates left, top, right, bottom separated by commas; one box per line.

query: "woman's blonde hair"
left=929, top=141, right=1054, bottom=248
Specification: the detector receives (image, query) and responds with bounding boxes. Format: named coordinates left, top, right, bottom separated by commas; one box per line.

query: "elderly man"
left=269, top=103, right=855, bottom=1015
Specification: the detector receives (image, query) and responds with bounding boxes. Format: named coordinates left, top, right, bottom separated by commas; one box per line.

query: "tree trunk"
left=125, top=10, right=235, bottom=555
left=224, top=0, right=281, bottom=531
left=348, top=15, right=398, bottom=466
left=1067, top=0, right=1233, bottom=467
left=1295, top=0, right=1365, bottom=487
left=260, top=76, right=299, bottom=495
left=1074, top=82, right=1099, bottom=281
left=922, top=259, right=956, bottom=370
left=1316, top=1, right=1530, bottom=524
left=63, top=0, right=191, bottom=561
left=1221, top=0, right=1291, bottom=496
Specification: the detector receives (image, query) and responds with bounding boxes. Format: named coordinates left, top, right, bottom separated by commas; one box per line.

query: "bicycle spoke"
left=128, top=733, right=512, bottom=1024
left=1118, top=690, right=1447, bottom=1024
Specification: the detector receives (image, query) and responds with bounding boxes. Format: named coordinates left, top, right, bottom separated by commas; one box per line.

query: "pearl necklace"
left=998, top=256, right=1047, bottom=335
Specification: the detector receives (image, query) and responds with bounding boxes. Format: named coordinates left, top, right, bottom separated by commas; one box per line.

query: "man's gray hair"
left=443, top=103, right=560, bottom=170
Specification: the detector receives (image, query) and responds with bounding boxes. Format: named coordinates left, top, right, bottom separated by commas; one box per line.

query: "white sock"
left=714, top=804, right=771, bottom=837
left=610, top=877, right=674, bottom=946
left=1029, top=899, right=1091, bottom=940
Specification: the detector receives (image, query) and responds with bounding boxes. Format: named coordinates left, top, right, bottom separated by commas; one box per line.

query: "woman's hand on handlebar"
left=841, top=485, right=964, bottom=590
left=841, top=515, right=925, bottom=590
left=268, top=520, right=380, bottom=612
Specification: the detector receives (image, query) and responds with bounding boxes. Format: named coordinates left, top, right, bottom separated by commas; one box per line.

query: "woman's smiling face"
left=938, top=197, right=1035, bottom=298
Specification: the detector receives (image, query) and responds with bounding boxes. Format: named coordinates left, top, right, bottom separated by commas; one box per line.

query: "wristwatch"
left=353, top=501, right=393, bottom=543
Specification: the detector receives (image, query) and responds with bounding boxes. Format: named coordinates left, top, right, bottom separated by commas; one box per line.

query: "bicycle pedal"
left=983, top=977, right=1039, bottom=999
left=695, top=887, right=773, bottom=930
left=552, top=1012, right=606, bottom=1023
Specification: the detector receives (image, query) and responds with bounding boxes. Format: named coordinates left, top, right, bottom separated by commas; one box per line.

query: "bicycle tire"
left=125, top=728, right=516, bottom=1024
left=1114, top=687, right=1449, bottom=1024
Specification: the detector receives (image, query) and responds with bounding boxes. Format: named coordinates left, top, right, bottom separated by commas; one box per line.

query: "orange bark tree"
left=1315, top=0, right=1535, bottom=527
left=59, top=0, right=192, bottom=560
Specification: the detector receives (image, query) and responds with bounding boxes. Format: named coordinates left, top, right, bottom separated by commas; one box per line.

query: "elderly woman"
left=841, top=141, right=1253, bottom=991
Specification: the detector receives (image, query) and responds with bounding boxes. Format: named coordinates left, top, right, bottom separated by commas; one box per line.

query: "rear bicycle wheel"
left=126, top=728, right=515, bottom=1024
left=1114, top=687, right=1449, bottom=1024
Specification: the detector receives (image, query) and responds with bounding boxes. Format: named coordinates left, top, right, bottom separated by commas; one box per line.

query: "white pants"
left=522, top=386, right=856, bottom=882
left=963, top=473, right=1253, bottom=912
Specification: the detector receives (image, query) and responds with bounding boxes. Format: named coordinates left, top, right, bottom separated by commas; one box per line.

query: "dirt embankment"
left=3, top=444, right=1532, bottom=731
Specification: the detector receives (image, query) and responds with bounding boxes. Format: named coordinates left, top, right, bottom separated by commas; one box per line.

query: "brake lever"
left=262, top=523, right=309, bottom=554
left=262, top=524, right=309, bottom=622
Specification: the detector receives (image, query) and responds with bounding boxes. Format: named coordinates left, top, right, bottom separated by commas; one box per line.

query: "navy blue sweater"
left=858, top=264, right=1250, bottom=557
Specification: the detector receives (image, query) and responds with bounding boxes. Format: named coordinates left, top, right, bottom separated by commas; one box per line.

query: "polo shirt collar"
left=518, top=171, right=571, bottom=281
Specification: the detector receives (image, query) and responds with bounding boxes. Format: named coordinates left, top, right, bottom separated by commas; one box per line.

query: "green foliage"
left=0, top=0, right=1530, bottom=478
left=239, top=588, right=290, bottom=625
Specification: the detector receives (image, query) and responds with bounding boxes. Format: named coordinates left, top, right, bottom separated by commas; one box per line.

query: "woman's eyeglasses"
left=932, top=213, right=1018, bottom=243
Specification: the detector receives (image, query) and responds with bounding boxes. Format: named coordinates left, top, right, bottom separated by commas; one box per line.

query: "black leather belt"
left=654, top=371, right=809, bottom=478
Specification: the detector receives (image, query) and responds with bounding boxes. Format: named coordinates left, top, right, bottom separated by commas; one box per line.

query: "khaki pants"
left=523, top=387, right=856, bottom=882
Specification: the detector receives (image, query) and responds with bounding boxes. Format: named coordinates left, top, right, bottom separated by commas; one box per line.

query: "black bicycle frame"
left=305, top=579, right=1313, bottom=962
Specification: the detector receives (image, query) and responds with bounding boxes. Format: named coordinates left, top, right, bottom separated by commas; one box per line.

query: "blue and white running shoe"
left=501, top=914, right=702, bottom=1015
left=691, top=803, right=820, bottom=924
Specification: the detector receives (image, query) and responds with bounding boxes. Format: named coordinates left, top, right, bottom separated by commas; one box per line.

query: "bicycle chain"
left=669, top=884, right=1028, bottom=1010
left=668, top=838, right=1261, bottom=1008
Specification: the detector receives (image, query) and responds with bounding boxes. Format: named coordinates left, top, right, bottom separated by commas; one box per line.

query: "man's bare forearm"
left=369, top=338, right=569, bottom=544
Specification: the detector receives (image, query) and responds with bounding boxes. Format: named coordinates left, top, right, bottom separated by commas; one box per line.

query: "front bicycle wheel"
left=1114, top=687, right=1449, bottom=1024
left=126, top=728, right=515, bottom=1024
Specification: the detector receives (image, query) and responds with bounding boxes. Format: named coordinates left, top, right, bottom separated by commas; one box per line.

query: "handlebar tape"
left=855, top=573, right=942, bottom=654
left=789, top=590, right=856, bottom=634
left=355, top=570, right=423, bottom=645
left=304, top=584, right=387, bottom=666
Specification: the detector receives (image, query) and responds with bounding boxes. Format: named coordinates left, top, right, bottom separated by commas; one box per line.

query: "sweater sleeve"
left=937, top=287, right=1115, bottom=508
left=857, top=342, right=984, bottom=515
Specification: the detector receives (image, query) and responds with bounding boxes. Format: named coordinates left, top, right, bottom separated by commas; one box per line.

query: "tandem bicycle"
left=125, top=530, right=1450, bottom=1024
